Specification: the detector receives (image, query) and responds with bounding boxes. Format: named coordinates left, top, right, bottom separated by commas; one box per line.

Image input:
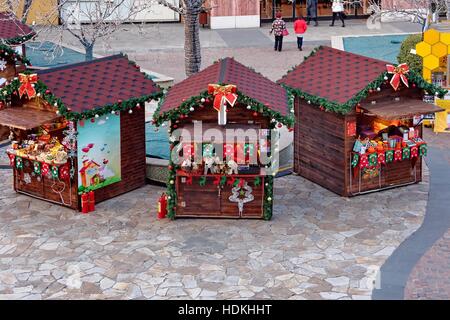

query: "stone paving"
left=0, top=164, right=428, bottom=300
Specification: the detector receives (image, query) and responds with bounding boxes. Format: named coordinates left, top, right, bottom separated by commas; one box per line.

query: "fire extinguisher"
left=88, top=191, right=95, bottom=212
left=157, top=193, right=167, bottom=219
left=81, top=193, right=89, bottom=214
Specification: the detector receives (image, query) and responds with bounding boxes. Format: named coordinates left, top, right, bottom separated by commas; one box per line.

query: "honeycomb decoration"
left=416, top=29, right=450, bottom=83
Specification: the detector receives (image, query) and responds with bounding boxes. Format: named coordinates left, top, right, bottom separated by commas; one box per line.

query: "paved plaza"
left=0, top=162, right=427, bottom=299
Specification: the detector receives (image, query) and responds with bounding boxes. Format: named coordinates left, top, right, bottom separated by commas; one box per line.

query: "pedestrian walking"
left=330, top=0, right=346, bottom=27
left=294, top=15, right=307, bottom=51
left=306, top=0, right=318, bottom=26
left=270, top=12, right=287, bottom=52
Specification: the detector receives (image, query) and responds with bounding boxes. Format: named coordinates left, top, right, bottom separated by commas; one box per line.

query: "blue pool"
left=343, top=34, right=412, bottom=63
left=26, top=41, right=87, bottom=68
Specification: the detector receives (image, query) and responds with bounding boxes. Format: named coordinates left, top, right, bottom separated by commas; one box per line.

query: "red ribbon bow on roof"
left=207, top=84, right=238, bottom=112
left=18, top=73, right=38, bottom=99
left=386, top=63, right=409, bottom=91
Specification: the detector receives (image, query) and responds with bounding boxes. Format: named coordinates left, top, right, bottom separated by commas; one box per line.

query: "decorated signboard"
left=77, top=115, right=122, bottom=193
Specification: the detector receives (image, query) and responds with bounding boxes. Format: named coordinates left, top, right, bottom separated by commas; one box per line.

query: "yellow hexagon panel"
left=440, top=32, right=450, bottom=45
left=424, top=29, right=440, bottom=44
left=423, top=68, right=432, bottom=81
left=416, top=41, right=432, bottom=57
left=432, top=42, right=448, bottom=57
left=424, top=55, right=440, bottom=70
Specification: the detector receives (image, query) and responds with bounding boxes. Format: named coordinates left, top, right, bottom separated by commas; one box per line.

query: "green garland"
left=3, top=32, right=35, bottom=45
left=283, top=67, right=447, bottom=115
left=263, top=176, right=274, bottom=221
left=0, top=43, right=30, bottom=66
left=152, top=89, right=295, bottom=129
left=0, top=71, right=163, bottom=121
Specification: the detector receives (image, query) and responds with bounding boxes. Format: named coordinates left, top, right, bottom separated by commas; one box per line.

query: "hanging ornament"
left=394, top=149, right=402, bottom=162
left=0, top=58, right=7, bottom=71
left=419, top=144, right=427, bottom=157
left=254, top=177, right=261, bottom=187
left=207, top=84, right=238, bottom=125
left=228, top=181, right=254, bottom=216
left=213, top=176, right=221, bottom=186
left=51, top=166, right=59, bottom=179
left=8, top=153, right=15, bottom=167
left=15, top=156, right=23, bottom=169
left=42, top=163, right=50, bottom=176
left=410, top=146, right=418, bottom=158
left=224, top=144, right=234, bottom=158
left=377, top=152, right=386, bottom=165
left=220, top=175, right=227, bottom=186
left=351, top=153, right=359, bottom=168
left=385, top=150, right=394, bottom=163
left=359, top=154, right=368, bottom=169
left=368, top=153, right=378, bottom=167
left=33, top=161, right=41, bottom=176
left=18, top=73, right=38, bottom=99
left=386, top=63, right=409, bottom=91
left=185, top=176, right=193, bottom=185
left=227, top=176, right=236, bottom=186
left=199, top=176, right=207, bottom=186
left=402, top=147, right=410, bottom=160
left=59, top=164, right=70, bottom=180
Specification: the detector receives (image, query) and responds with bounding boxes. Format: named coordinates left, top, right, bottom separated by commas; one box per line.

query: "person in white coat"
left=330, top=0, right=345, bottom=27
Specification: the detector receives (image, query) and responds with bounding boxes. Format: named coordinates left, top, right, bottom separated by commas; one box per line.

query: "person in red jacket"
left=294, top=15, right=308, bottom=51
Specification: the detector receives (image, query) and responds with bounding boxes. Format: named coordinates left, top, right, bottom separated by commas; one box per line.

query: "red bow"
left=208, top=84, right=238, bottom=112
left=18, top=73, right=38, bottom=99
left=386, top=63, right=409, bottom=91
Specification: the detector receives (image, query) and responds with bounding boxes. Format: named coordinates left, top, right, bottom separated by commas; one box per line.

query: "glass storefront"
left=260, top=0, right=370, bottom=21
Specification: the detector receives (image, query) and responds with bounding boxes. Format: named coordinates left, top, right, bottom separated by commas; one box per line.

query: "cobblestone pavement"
left=0, top=166, right=428, bottom=300
left=404, top=229, right=450, bottom=299
left=403, top=131, right=450, bottom=300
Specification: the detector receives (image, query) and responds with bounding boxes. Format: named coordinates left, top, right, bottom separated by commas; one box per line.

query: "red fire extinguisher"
left=81, top=193, right=89, bottom=214
left=157, top=193, right=167, bottom=219
left=88, top=191, right=95, bottom=212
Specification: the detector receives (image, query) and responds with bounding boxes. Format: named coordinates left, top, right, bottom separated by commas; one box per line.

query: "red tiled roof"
left=37, top=54, right=161, bottom=113
left=278, top=46, right=388, bottom=105
left=161, top=57, right=290, bottom=116
left=0, top=12, right=35, bottom=42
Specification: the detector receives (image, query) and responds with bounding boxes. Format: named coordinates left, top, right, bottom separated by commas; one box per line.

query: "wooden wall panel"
left=210, top=0, right=259, bottom=17
left=294, top=98, right=347, bottom=195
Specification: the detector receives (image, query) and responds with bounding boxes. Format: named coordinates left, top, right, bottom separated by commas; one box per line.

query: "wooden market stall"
left=279, top=46, right=445, bottom=196
left=0, top=54, right=162, bottom=210
left=0, top=12, right=34, bottom=139
left=0, top=12, right=35, bottom=58
left=152, top=57, right=295, bottom=220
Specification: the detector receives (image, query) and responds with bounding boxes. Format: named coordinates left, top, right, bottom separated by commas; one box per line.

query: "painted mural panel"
left=77, top=114, right=121, bottom=193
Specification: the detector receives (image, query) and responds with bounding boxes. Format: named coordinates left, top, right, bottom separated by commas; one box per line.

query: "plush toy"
left=227, top=159, right=238, bottom=175
left=204, top=156, right=215, bottom=175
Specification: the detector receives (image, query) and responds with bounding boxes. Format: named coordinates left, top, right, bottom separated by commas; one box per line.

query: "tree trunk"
left=22, top=0, right=33, bottom=21
left=184, top=8, right=201, bottom=77
left=85, top=43, right=94, bottom=61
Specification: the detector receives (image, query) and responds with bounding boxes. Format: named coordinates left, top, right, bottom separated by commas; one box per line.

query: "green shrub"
left=397, top=34, right=423, bottom=73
